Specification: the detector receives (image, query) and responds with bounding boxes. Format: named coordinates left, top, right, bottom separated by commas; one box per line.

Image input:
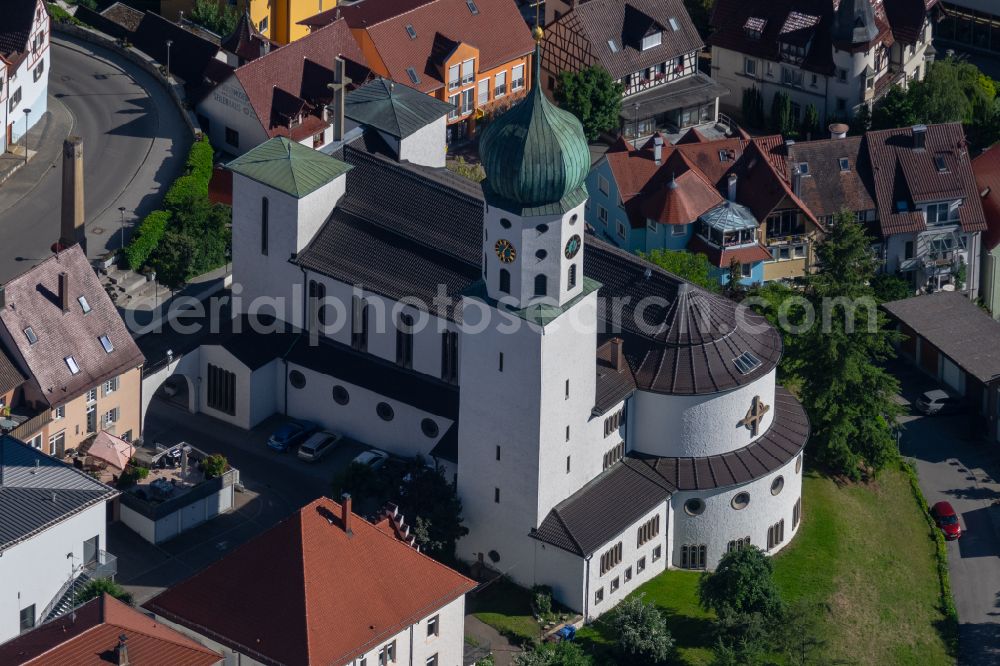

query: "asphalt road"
left=895, top=365, right=1000, bottom=665
left=0, top=35, right=190, bottom=283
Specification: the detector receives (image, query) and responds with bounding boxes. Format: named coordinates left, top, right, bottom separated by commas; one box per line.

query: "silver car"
left=915, top=389, right=963, bottom=416
left=296, top=431, right=342, bottom=462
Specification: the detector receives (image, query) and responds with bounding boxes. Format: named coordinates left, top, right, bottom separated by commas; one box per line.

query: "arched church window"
left=534, top=274, right=547, bottom=296
left=567, top=263, right=577, bottom=289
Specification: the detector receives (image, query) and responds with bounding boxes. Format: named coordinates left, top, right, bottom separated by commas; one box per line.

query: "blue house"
left=585, top=131, right=789, bottom=286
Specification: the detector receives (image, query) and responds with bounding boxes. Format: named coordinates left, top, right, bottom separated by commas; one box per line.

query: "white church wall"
left=248, top=358, right=280, bottom=428
left=630, top=369, right=776, bottom=458
left=670, top=452, right=802, bottom=570
left=532, top=541, right=586, bottom=615
left=583, top=501, right=669, bottom=621
left=198, top=345, right=253, bottom=429
left=196, top=75, right=269, bottom=155
left=399, top=116, right=447, bottom=168
left=283, top=360, right=453, bottom=460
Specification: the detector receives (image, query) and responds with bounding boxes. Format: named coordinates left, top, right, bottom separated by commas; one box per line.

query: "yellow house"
left=248, top=0, right=330, bottom=44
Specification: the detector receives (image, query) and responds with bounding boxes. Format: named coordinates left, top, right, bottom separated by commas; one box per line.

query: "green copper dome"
left=480, top=48, right=590, bottom=212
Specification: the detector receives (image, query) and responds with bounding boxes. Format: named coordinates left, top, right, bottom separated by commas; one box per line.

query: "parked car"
left=267, top=420, right=318, bottom=452
left=297, top=431, right=342, bottom=462
left=352, top=449, right=389, bottom=470
left=931, top=501, right=962, bottom=540
left=915, top=389, right=964, bottom=416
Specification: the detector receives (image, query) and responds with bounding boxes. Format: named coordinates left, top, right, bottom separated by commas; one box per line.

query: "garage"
left=941, top=356, right=963, bottom=394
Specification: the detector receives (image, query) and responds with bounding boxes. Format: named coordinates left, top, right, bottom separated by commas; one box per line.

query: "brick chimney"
left=59, top=137, right=86, bottom=253
left=912, top=124, right=927, bottom=151
left=341, top=493, right=353, bottom=535
left=609, top=337, right=625, bottom=373
left=115, top=633, right=129, bottom=666
left=58, top=272, right=70, bottom=312
left=727, top=173, right=738, bottom=202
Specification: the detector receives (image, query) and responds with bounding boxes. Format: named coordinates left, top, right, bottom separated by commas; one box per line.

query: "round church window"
left=535, top=249, right=548, bottom=260
left=536, top=223, right=549, bottom=233
left=332, top=385, right=350, bottom=405
left=771, top=476, right=784, bottom=496
left=731, top=492, right=750, bottom=510
left=289, top=370, right=306, bottom=389
left=569, top=213, right=578, bottom=225
left=488, top=550, right=501, bottom=563
left=500, top=218, right=512, bottom=229
left=421, top=418, right=439, bottom=438
left=684, top=498, right=705, bottom=516
left=376, top=402, right=395, bottom=421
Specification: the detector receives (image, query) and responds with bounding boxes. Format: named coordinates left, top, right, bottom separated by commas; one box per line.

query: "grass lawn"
left=468, top=577, right=544, bottom=645
left=572, top=467, right=952, bottom=665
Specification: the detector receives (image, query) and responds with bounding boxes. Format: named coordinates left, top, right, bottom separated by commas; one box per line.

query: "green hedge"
left=186, top=136, right=215, bottom=183
left=124, top=210, right=171, bottom=270
left=901, top=460, right=959, bottom=656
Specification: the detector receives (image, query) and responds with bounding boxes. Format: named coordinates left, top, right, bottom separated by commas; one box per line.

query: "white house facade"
left=1, top=0, right=50, bottom=153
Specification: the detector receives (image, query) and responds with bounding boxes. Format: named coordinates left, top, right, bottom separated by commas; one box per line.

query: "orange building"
left=300, top=0, right=536, bottom=143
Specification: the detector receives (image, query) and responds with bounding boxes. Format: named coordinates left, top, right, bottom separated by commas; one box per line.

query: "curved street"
left=0, top=34, right=191, bottom=283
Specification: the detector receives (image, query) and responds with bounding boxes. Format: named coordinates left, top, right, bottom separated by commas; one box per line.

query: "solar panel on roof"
left=406, top=67, right=420, bottom=84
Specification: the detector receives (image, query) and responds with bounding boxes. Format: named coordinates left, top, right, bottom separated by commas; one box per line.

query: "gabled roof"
left=543, top=0, right=702, bottom=81
left=0, top=346, right=26, bottom=396
left=865, top=123, right=986, bottom=237
left=231, top=18, right=369, bottom=140
left=785, top=136, right=876, bottom=219
left=345, top=78, right=454, bottom=139
left=686, top=234, right=773, bottom=268
left=0, top=246, right=145, bottom=408
left=332, top=0, right=535, bottom=95
left=145, top=497, right=475, bottom=666
left=226, top=137, right=353, bottom=198
left=0, top=594, right=221, bottom=666
left=972, top=143, right=1000, bottom=251
left=0, top=435, right=118, bottom=551
left=0, top=0, right=40, bottom=68
left=220, top=10, right=278, bottom=64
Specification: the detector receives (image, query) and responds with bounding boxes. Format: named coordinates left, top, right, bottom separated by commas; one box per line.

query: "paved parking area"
left=111, top=396, right=371, bottom=604
left=894, top=364, right=1000, bottom=665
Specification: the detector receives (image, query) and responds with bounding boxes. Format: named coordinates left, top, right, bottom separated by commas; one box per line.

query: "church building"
left=155, top=36, right=809, bottom=620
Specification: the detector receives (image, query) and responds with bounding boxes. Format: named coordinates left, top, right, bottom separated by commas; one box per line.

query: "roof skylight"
left=798, top=162, right=810, bottom=175
left=607, top=39, right=619, bottom=53
left=733, top=351, right=762, bottom=375
left=78, top=295, right=91, bottom=314
left=406, top=67, right=420, bottom=84
left=99, top=335, right=114, bottom=354
left=839, top=158, right=850, bottom=172
left=935, top=155, right=948, bottom=172
left=405, top=24, right=416, bottom=39
left=24, top=327, right=37, bottom=345
left=668, top=17, right=680, bottom=31
left=65, top=356, right=80, bottom=375
left=466, top=0, right=479, bottom=15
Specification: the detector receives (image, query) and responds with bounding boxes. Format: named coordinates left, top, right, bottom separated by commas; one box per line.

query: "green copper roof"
left=479, top=47, right=591, bottom=212
left=226, top=137, right=352, bottom=198
left=345, top=78, right=454, bottom=139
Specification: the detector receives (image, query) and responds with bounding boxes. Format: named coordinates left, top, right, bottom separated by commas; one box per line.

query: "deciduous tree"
left=612, top=594, right=675, bottom=665
left=554, top=66, right=623, bottom=141
left=641, top=249, right=719, bottom=292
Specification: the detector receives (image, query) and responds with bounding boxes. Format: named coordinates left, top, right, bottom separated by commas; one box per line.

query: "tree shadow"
left=959, top=622, right=1000, bottom=665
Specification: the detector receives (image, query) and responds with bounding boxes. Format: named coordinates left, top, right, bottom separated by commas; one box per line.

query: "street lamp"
left=632, top=102, right=640, bottom=139
left=22, top=108, right=31, bottom=164
left=165, top=39, right=173, bottom=79
left=118, top=207, right=127, bottom=250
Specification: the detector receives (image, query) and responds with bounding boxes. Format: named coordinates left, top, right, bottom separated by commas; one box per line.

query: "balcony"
left=83, top=549, right=118, bottom=579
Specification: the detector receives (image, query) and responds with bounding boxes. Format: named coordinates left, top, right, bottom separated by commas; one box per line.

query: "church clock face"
left=564, top=234, right=582, bottom=260
left=495, top=239, right=517, bottom=263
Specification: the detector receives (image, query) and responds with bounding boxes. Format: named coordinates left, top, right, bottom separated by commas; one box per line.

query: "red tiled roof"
left=973, top=143, right=1000, bottom=250
left=735, top=140, right=822, bottom=229
left=676, top=127, right=709, bottom=144
left=640, top=154, right=724, bottom=225
left=0, top=594, right=221, bottom=666
left=1, top=0, right=40, bottom=67
left=233, top=19, right=369, bottom=139
left=337, top=0, right=535, bottom=95
left=687, top=234, right=773, bottom=267
left=145, top=497, right=475, bottom=666
left=865, top=123, right=986, bottom=237
left=785, top=136, right=876, bottom=218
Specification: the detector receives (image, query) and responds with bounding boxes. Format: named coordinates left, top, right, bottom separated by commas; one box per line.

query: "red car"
left=931, top=501, right=962, bottom=540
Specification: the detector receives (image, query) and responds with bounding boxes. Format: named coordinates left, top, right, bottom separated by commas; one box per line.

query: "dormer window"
left=99, top=335, right=114, bottom=354
left=78, top=296, right=91, bottom=314
left=24, top=327, right=37, bottom=345
left=641, top=32, right=662, bottom=50
left=839, top=158, right=850, bottom=172
left=743, top=17, right=766, bottom=40
left=935, top=155, right=949, bottom=172
left=65, top=356, right=80, bottom=375
left=798, top=162, right=810, bottom=175
left=719, top=150, right=729, bottom=162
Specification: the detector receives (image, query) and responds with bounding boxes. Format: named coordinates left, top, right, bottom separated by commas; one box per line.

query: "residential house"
left=0, top=435, right=118, bottom=644
left=586, top=130, right=821, bottom=285
left=0, top=593, right=222, bottom=665
left=709, top=0, right=937, bottom=126
left=864, top=123, right=984, bottom=296
left=146, top=496, right=476, bottom=665
left=0, top=245, right=145, bottom=456
left=195, top=18, right=370, bottom=155
left=972, top=142, right=1000, bottom=316
left=542, top=0, right=728, bottom=139
left=1, top=0, right=49, bottom=154
left=300, top=0, right=536, bottom=143
left=245, top=0, right=332, bottom=44
left=936, top=0, right=1000, bottom=57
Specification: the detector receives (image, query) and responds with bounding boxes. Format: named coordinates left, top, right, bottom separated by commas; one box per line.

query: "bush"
left=514, top=641, right=593, bottom=666
left=612, top=594, right=675, bottom=665
left=531, top=585, right=553, bottom=619
left=116, top=465, right=150, bottom=489
left=123, top=209, right=171, bottom=270
left=186, top=136, right=215, bottom=182
left=74, top=578, right=133, bottom=606
left=201, top=454, right=227, bottom=479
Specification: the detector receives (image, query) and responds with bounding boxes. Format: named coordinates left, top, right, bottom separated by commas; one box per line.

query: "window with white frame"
left=427, top=615, right=439, bottom=637
left=595, top=587, right=604, bottom=604
left=461, top=88, right=474, bottom=115
left=610, top=576, right=620, bottom=592
left=494, top=71, right=507, bottom=97
left=641, top=32, right=662, bottom=50
left=104, top=407, right=119, bottom=426
left=461, top=59, right=475, bottom=85
left=598, top=174, right=610, bottom=195
left=448, top=93, right=460, bottom=120
left=647, top=218, right=657, bottom=232
left=478, top=78, right=489, bottom=105
left=103, top=376, right=119, bottom=396
left=616, top=220, right=627, bottom=239
left=48, top=431, right=64, bottom=456
left=53, top=405, right=65, bottom=420
left=781, top=67, right=803, bottom=87
left=512, top=64, right=525, bottom=91
left=652, top=544, right=662, bottom=561
left=744, top=58, right=756, bottom=76
left=672, top=223, right=686, bottom=236
left=926, top=202, right=957, bottom=225
left=448, top=64, right=460, bottom=90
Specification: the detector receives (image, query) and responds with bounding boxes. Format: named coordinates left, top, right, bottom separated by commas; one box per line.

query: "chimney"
left=341, top=493, right=353, bottom=535
left=653, top=135, right=663, bottom=165
left=829, top=122, right=849, bottom=139
left=115, top=633, right=129, bottom=666
left=727, top=173, right=738, bottom=202
left=58, top=272, right=70, bottom=313
left=330, top=57, right=349, bottom=143
left=609, top=337, right=625, bottom=373
left=784, top=139, right=795, bottom=152
left=60, top=137, right=86, bottom=254
left=792, top=165, right=802, bottom=197
left=912, top=124, right=927, bottom=151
